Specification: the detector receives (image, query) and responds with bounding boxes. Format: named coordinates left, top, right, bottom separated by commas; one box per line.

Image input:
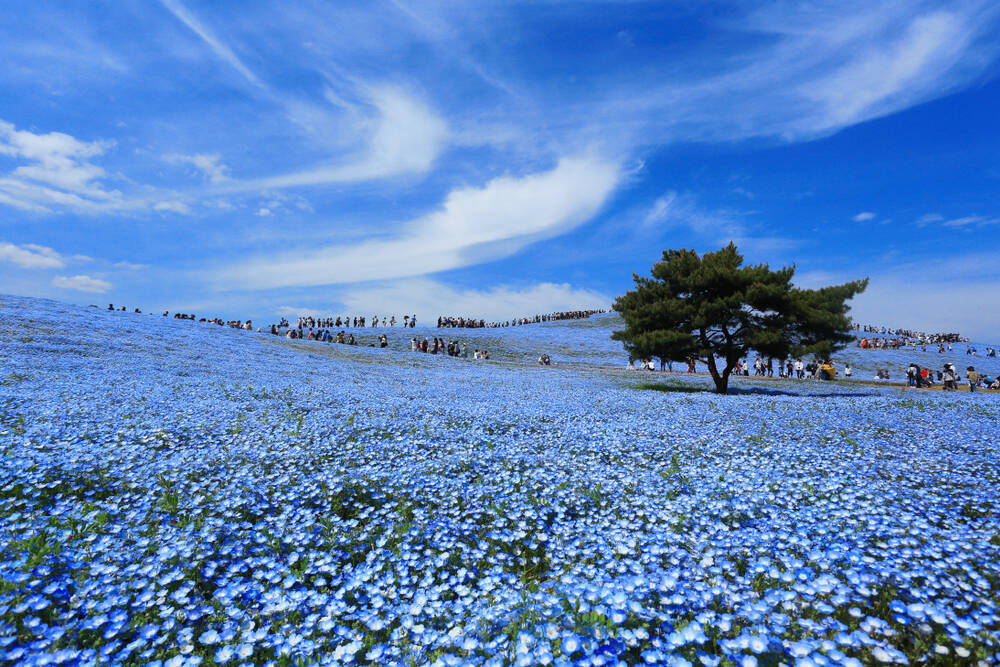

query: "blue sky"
left=2, top=1, right=1000, bottom=338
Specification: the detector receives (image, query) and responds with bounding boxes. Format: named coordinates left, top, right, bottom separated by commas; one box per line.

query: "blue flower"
left=199, top=630, right=221, bottom=645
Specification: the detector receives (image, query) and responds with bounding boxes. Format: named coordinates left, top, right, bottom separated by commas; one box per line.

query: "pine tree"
left=613, top=243, right=868, bottom=394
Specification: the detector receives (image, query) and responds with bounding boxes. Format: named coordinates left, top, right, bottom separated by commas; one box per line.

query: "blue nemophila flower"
left=214, top=645, right=235, bottom=663
left=1, top=298, right=999, bottom=665
left=198, top=630, right=220, bottom=645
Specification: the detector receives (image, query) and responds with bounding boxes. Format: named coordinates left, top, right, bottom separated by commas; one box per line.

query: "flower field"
left=1, top=295, right=999, bottom=666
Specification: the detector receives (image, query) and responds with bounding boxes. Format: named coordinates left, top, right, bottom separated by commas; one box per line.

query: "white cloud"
left=256, top=207, right=272, bottom=217
left=154, top=200, right=192, bottom=214
left=0, top=120, right=111, bottom=191
left=164, top=152, right=230, bottom=183
left=611, top=2, right=1000, bottom=144
left=643, top=193, right=677, bottom=226
left=641, top=190, right=745, bottom=239
left=851, top=277, right=1000, bottom=343
left=113, top=261, right=149, bottom=270
left=0, top=241, right=65, bottom=269
left=798, top=252, right=1000, bottom=341
left=241, top=87, right=449, bottom=190
left=801, top=11, right=972, bottom=131
left=852, top=211, right=876, bottom=222
left=0, top=189, right=50, bottom=213
left=916, top=213, right=944, bottom=226
left=916, top=212, right=999, bottom=228
left=160, top=0, right=264, bottom=88
left=0, top=119, right=127, bottom=213
left=157, top=4, right=450, bottom=189
left=340, top=278, right=611, bottom=323
left=942, top=214, right=998, bottom=228
left=213, top=155, right=621, bottom=289
left=51, top=274, right=112, bottom=293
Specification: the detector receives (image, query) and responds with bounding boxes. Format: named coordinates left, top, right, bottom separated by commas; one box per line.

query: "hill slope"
left=1, top=294, right=999, bottom=665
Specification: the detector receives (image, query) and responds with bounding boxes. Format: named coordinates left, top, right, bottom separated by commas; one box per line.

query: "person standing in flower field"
left=966, top=366, right=980, bottom=392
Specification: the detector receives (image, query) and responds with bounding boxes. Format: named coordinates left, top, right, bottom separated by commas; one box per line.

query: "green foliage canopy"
left=612, top=243, right=868, bottom=393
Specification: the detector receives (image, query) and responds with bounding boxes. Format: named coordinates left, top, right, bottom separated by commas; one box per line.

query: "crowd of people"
left=630, top=356, right=851, bottom=381
left=292, top=315, right=417, bottom=328
left=857, top=337, right=964, bottom=352
left=409, top=337, right=491, bottom=359
left=436, top=309, right=606, bottom=329
left=103, top=304, right=607, bottom=338
left=853, top=323, right=967, bottom=345
left=274, top=325, right=392, bottom=348
left=98, top=306, right=995, bottom=389
left=628, top=351, right=997, bottom=392
left=107, top=304, right=254, bottom=330
left=858, top=338, right=996, bottom=357
left=905, top=363, right=997, bottom=391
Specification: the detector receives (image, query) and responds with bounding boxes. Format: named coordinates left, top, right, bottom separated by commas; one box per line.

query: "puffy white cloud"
left=213, top=155, right=621, bottom=289
left=0, top=119, right=127, bottom=213
left=852, top=211, right=876, bottom=222
left=113, top=261, right=149, bottom=270
left=0, top=241, right=65, bottom=269
left=0, top=120, right=110, bottom=190
left=51, top=274, right=112, bottom=293
left=339, top=278, right=610, bottom=323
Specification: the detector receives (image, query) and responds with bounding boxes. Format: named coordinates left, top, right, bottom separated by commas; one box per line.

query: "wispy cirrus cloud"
left=941, top=214, right=999, bottom=228
left=153, top=200, right=193, bottom=215
left=602, top=0, right=1000, bottom=145
left=212, top=155, right=621, bottom=289
left=161, top=1, right=450, bottom=190
left=164, top=152, right=230, bottom=183
left=2, top=0, right=1000, bottom=322
left=160, top=0, right=263, bottom=88
left=234, top=87, right=449, bottom=190
left=636, top=190, right=801, bottom=258
left=916, top=212, right=999, bottom=228
left=113, top=261, right=149, bottom=270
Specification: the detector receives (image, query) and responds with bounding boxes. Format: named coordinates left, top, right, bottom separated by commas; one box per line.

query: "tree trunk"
left=705, top=354, right=730, bottom=394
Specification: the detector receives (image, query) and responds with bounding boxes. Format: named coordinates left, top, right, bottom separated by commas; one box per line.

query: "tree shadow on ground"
left=633, top=381, right=877, bottom=398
